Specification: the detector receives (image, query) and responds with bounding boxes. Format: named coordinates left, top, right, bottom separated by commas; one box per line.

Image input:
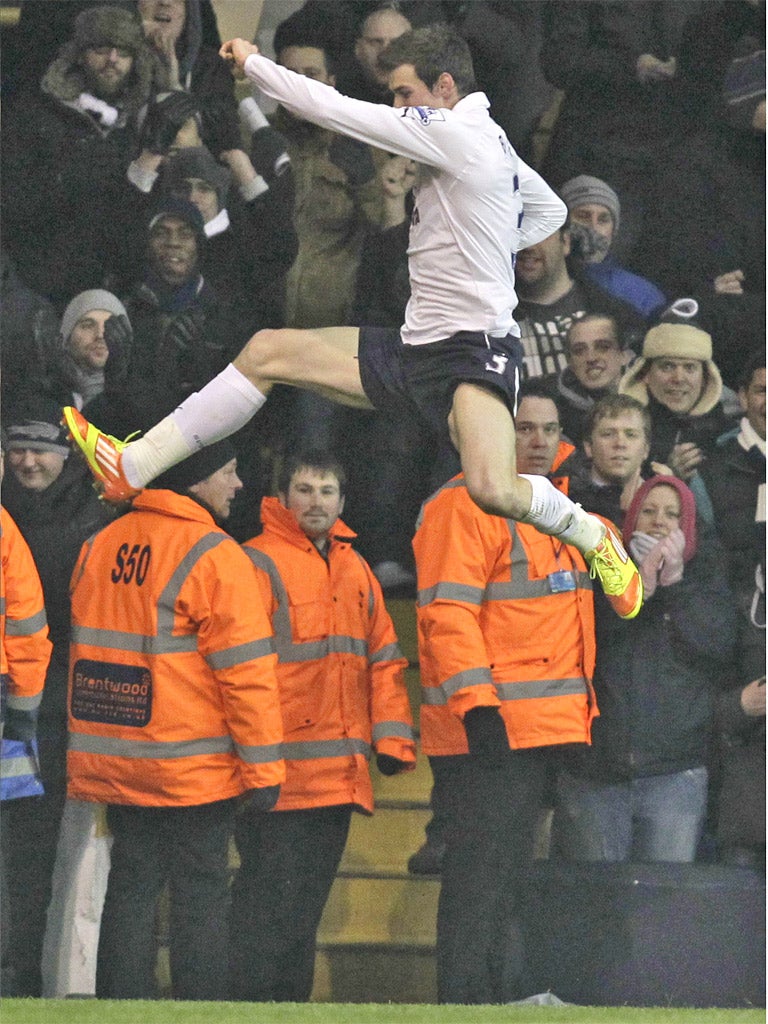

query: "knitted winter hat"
left=622, top=474, right=698, bottom=563
left=73, top=5, right=145, bottom=57
left=560, top=175, right=621, bottom=234
left=150, top=439, right=237, bottom=493
left=618, top=323, right=723, bottom=415
left=60, top=289, right=129, bottom=343
left=164, top=147, right=231, bottom=211
left=148, top=195, right=207, bottom=251
left=4, top=394, right=70, bottom=457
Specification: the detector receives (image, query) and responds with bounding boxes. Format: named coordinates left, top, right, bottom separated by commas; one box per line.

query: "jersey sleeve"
left=244, top=54, right=466, bottom=171
left=516, top=158, right=568, bottom=251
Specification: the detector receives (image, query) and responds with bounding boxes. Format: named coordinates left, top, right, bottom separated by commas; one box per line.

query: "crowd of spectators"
left=0, top=0, right=764, bottom=1003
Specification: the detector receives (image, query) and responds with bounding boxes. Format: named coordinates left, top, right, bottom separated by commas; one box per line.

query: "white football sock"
left=519, top=473, right=604, bottom=554
left=122, top=364, right=266, bottom=487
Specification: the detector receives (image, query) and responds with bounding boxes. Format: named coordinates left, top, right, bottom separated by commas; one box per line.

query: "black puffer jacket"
left=566, top=526, right=737, bottom=782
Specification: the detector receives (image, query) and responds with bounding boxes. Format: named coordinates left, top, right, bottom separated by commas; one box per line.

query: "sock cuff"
left=220, top=362, right=266, bottom=404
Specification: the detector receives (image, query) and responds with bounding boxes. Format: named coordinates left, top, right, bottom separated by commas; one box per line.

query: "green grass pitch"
left=0, top=1001, right=764, bottom=1024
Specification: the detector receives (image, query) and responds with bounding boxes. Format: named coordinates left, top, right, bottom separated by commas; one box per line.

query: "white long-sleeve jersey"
left=244, top=54, right=566, bottom=346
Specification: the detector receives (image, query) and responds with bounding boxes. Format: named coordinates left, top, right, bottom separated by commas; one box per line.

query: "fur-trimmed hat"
left=164, top=147, right=231, bottom=212
left=150, top=439, right=237, bottom=493
left=72, top=5, right=144, bottom=56
left=618, top=323, right=723, bottom=415
left=560, top=175, right=621, bottom=234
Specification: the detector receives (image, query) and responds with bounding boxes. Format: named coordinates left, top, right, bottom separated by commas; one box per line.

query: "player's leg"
left=448, top=382, right=643, bottom=619
left=234, top=326, right=371, bottom=408
left=63, top=327, right=371, bottom=500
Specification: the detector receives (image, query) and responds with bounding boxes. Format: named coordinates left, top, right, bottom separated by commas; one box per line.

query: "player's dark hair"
left=377, top=24, right=476, bottom=96
left=278, top=449, right=347, bottom=498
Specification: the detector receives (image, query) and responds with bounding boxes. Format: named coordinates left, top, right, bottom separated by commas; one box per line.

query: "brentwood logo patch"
left=71, top=659, right=152, bottom=727
left=402, top=105, right=445, bottom=125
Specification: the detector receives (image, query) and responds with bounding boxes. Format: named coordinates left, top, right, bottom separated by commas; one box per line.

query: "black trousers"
left=96, top=798, right=236, bottom=1000
left=431, top=748, right=553, bottom=1005
left=0, top=726, right=67, bottom=996
left=229, top=804, right=352, bottom=1002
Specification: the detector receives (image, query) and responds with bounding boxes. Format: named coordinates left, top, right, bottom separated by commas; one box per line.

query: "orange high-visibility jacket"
left=414, top=452, right=599, bottom=756
left=1, top=506, right=51, bottom=712
left=67, top=490, right=284, bottom=807
left=242, top=498, right=416, bottom=814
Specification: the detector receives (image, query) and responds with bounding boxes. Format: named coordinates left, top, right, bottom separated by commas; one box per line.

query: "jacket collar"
left=258, top=495, right=355, bottom=551
left=132, top=488, right=218, bottom=526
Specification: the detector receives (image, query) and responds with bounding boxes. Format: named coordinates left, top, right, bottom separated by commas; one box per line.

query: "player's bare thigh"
left=233, top=326, right=373, bottom=409
left=449, top=381, right=532, bottom=519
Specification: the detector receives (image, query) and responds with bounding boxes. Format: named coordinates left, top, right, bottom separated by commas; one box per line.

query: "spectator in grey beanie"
left=58, top=289, right=132, bottom=406
left=561, top=175, right=666, bottom=320
left=18, top=289, right=132, bottom=411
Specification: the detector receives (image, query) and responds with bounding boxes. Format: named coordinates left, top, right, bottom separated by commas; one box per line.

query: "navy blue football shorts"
left=358, top=327, right=524, bottom=439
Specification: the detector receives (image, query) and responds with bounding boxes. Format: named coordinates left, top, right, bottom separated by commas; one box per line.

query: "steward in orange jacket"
left=1, top=506, right=51, bottom=796
left=67, top=486, right=284, bottom=806
left=231, top=450, right=416, bottom=1003
left=66, top=440, right=284, bottom=1002
left=243, top=495, right=415, bottom=813
left=413, top=385, right=602, bottom=1006
left=415, top=444, right=598, bottom=758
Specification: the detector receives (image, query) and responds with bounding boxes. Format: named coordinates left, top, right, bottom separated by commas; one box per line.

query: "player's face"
left=739, top=367, right=766, bottom=440
left=515, top=396, right=561, bottom=476
left=567, top=318, right=628, bottom=391
left=634, top=484, right=681, bottom=539
left=388, top=64, right=443, bottom=108
left=148, top=215, right=199, bottom=285
left=281, top=468, right=345, bottom=544
left=585, top=412, right=650, bottom=485
left=68, top=310, right=112, bottom=370
left=7, top=448, right=67, bottom=492
left=189, top=458, right=242, bottom=520
left=644, top=358, right=705, bottom=414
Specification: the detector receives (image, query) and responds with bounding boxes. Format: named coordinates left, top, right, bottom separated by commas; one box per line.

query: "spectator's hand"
left=636, top=53, right=676, bottom=83
left=713, top=269, right=745, bottom=296
left=238, top=784, right=280, bottom=813
left=3, top=707, right=37, bottom=743
left=376, top=753, right=409, bottom=776
left=741, top=677, right=767, bottom=717
left=380, top=156, right=417, bottom=201
left=164, top=310, right=207, bottom=355
left=463, top=706, right=508, bottom=766
left=669, top=442, right=704, bottom=481
left=657, top=528, right=685, bottom=587
left=142, top=20, right=181, bottom=87
left=142, top=91, right=200, bottom=155
left=631, top=531, right=664, bottom=599
left=103, top=313, right=132, bottom=385
left=220, top=38, right=260, bottom=79
left=379, top=156, right=417, bottom=229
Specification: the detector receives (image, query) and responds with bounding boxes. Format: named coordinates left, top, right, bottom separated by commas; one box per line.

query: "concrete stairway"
left=311, top=597, right=440, bottom=1003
